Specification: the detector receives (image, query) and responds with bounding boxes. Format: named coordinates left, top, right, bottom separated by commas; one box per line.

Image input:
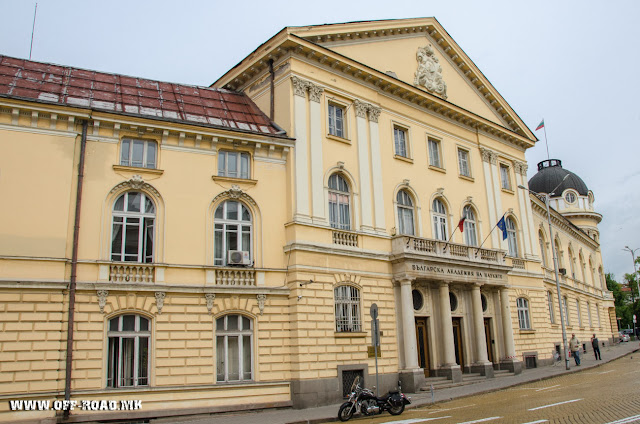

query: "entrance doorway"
left=484, top=318, right=494, bottom=363
left=452, top=318, right=464, bottom=369
left=415, top=317, right=430, bottom=377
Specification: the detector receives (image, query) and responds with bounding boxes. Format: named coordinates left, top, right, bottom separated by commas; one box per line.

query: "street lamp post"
left=518, top=173, right=570, bottom=370
left=622, top=246, right=640, bottom=338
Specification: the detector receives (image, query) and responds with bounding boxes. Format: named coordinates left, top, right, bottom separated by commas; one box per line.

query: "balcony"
left=110, top=263, right=155, bottom=283
left=332, top=230, right=359, bottom=247
left=391, top=235, right=507, bottom=266
left=214, top=267, right=256, bottom=286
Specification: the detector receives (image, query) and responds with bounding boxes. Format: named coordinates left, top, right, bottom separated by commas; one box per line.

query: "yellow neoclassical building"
left=0, top=17, right=615, bottom=423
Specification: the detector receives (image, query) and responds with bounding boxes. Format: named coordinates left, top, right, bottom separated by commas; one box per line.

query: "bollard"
left=430, top=384, right=434, bottom=403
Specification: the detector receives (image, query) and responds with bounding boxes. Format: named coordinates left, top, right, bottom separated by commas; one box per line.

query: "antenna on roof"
left=29, top=3, right=38, bottom=60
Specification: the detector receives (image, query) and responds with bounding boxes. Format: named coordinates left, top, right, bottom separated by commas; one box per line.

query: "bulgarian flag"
left=458, top=217, right=466, bottom=232
left=535, top=119, right=545, bottom=131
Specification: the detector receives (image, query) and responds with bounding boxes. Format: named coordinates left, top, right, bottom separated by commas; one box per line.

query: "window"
left=111, top=192, right=155, bottom=263
left=214, top=201, right=252, bottom=266
left=565, top=191, right=576, bottom=204
left=328, top=103, right=345, bottom=138
left=548, top=291, right=555, bottom=324
left=328, top=174, right=351, bottom=230
left=568, top=247, right=576, bottom=279
left=506, top=217, right=518, bottom=257
left=458, top=148, right=471, bottom=177
left=334, top=285, right=361, bottom=332
left=107, top=315, right=150, bottom=388
left=397, top=190, right=415, bottom=236
left=462, top=205, right=477, bottom=246
left=428, top=138, right=442, bottom=168
left=539, top=231, right=547, bottom=267
left=516, top=298, right=531, bottom=330
left=120, top=139, right=157, bottom=169
left=218, top=151, right=250, bottom=179
left=394, top=126, right=409, bottom=158
left=576, top=299, right=582, bottom=327
left=500, top=163, right=511, bottom=190
left=580, top=253, right=587, bottom=283
left=596, top=304, right=601, bottom=327
left=216, top=314, right=253, bottom=382
left=562, top=296, right=569, bottom=326
left=432, top=198, right=448, bottom=241
left=587, top=301, right=592, bottom=327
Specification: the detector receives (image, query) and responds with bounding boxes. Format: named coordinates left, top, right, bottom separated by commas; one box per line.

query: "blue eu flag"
left=496, top=216, right=507, bottom=240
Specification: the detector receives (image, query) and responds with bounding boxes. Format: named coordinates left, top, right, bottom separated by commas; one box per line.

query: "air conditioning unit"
left=227, top=250, right=251, bottom=265
left=558, top=268, right=567, bottom=276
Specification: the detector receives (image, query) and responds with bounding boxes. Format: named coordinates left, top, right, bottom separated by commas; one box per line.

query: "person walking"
left=591, top=334, right=601, bottom=360
left=570, top=333, right=581, bottom=366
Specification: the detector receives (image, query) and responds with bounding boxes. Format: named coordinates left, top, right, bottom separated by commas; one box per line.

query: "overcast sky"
left=2, top=0, right=638, bottom=282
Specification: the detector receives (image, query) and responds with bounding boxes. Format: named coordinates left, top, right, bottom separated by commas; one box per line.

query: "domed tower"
left=528, top=159, right=602, bottom=242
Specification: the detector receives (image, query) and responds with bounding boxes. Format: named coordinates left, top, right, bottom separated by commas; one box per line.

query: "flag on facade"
left=496, top=215, right=507, bottom=240
left=458, top=217, right=466, bottom=233
left=535, top=119, right=545, bottom=131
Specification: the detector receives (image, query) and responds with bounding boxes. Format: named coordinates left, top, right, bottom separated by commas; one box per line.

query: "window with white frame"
left=500, top=163, right=511, bottom=190
left=216, top=314, right=253, bottom=382
left=111, top=192, right=155, bottom=263
left=457, top=148, right=471, bottom=177
left=328, top=174, right=350, bottom=230
left=548, top=291, right=555, bottom=324
left=218, top=151, right=250, bottom=179
left=506, top=217, right=518, bottom=257
left=516, top=297, right=531, bottom=330
left=576, top=299, right=582, bottom=327
left=334, top=285, right=361, bottom=332
left=462, top=205, right=477, bottom=246
left=107, top=314, right=150, bottom=388
left=564, top=191, right=576, bottom=204
left=328, top=103, right=346, bottom=138
left=397, top=190, right=415, bottom=236
left=428, top=138, right=442, bottom=168
left=432, top=198, right=448, bottom=241
left=214, top=201, right=252, bottom=266
left=394, top=126, right=409, bottom=158
left=120, top=139, right=157, bottom=169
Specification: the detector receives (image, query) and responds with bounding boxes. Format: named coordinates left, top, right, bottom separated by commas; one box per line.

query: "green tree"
left=606, top=273, right=632, bottom=329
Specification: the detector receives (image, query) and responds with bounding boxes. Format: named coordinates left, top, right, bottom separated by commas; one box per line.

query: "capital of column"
left=513, top=160, right=528, bottom=176
left=291, top=76, right=309, bottom=97
left=354, top=99, right=369, bottom=119
left=368, top=106, right=381, bottom=122
left=308, top=83, right=324, bottom=103
left=480, top=147, right=497, bottom=165
left=394, top=276, right=415, bottom=287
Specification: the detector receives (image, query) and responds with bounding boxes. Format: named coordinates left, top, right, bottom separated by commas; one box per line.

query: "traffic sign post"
left=370, top=303, right=380, bottom=396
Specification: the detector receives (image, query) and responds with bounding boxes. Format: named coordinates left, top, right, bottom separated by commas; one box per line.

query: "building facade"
left=0, top=17, right=615, bottom=423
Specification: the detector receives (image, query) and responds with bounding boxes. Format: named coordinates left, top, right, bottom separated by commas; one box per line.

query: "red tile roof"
left=0, top=55, right=286, bottom=137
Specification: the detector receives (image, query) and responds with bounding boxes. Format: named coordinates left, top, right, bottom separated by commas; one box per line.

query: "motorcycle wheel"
left=388, top=403, right=405, bottom=415
left=338, top=402, right=355, bottom=422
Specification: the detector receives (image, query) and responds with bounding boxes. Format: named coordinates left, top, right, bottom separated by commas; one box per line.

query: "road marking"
left=535, top=384, right=560, bottom=392
left=456, top=417, right=501, bottom=424
left=520, top=420, right=549, bottom=424
left=598, top=370, right=614, bottom=374
left=425, top=404, right=476, bottom=414
left=528, top=398, right=582, bottom=411
left=382, top=417, right=451, bottom=424
left=603, top=414, right=640, bottom=424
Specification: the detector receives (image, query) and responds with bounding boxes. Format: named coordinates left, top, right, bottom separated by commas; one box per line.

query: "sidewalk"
left=160, top=342, right=639, bottom=424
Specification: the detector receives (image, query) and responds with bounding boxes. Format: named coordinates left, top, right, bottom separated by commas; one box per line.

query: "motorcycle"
left=338, top=376, right=411, bottom=421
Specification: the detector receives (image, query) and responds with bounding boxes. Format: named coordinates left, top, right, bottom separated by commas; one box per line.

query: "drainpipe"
left=269, top=59, right=275, bottom=121
left=63, top=119, right=88, bottom=420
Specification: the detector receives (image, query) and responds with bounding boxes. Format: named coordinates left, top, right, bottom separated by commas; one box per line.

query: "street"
left=354, top=354, right=640, bottom=424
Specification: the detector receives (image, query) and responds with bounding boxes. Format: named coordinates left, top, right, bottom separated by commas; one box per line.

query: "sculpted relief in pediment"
left=414, top=44, right=447, bottom=99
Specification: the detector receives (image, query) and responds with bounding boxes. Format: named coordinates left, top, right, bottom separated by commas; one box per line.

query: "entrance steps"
left=419, top=370, right=513, bottom=392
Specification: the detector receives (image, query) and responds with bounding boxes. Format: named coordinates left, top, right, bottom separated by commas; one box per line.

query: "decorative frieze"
left=110, top=175, right=162, bottom=200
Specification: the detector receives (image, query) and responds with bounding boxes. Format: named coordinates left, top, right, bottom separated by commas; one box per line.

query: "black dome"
left=528, top=159, right=589, bottom=196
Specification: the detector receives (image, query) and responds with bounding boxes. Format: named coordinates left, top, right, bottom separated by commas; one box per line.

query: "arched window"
left=107, top=314, right=150, bottom=388
left=589, top=258, right=595, bottom=287
left=328, top=174, right=351, bottom=230
left=587, top=301, right=592, bottom=328
left=216, top=314, right=253, bottom=382
left=562, top=296, right=570, bottom=326
left=596, top=304, right=601, bottom=327
left=111, top=192, right=155, bottom=263
left=580, top=253, right=587, bottom=283
left=539, top=231, right=547, bottom=267
left=576, top=299, right=582, bottom=327
left=334, top=285, right=361, bottom=332
left=432, top=198, right=448, bottom=241
left=568, top=246, right=576, bottom=279
left=214, top=201, right=252, bottom=266
left=506, top=217, right=518, bottom=257
left=397, top=190, right=415, bottom=236
left=599, top=267, right=605, bottom=290
left=462, top=206, right=477, bottom=246
left=555, top=239, right=564, bottom=269
left=516, top=298, right=531, bottom=329
left=547, top=291, right=555, bottom=324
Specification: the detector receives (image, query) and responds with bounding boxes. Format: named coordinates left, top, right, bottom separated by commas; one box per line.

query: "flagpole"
left=475, top=214, right=505, bottom=257
left=543, top=122, right=550, bottom=160
left=29, top=3, right=38, bottom=60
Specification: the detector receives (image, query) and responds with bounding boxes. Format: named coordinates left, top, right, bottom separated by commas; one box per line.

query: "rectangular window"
left=394, top=126, right=408, bottom=158
left=500, top=164, right=512, bottom=190
left=458, top=148, right=470, bottom=177
left=328, top=103, right=345, bottom=138
left=218, top=151, right=250, bottom=179
left=428, top=138, right=442, bottom=168
left=120, top=139, right=157, bottom=169
left=334, top=286, right=361, bottom=332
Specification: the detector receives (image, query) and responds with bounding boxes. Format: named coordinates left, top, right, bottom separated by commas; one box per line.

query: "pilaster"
left=354, top=100, right=374, bottom=232
left=308, top=82, right=325, bottom=224
left=368, top=106, right=386, bottom=233
left=481, top=148, right=499, bottom=248
left=292, top=76, right=311, bottom=222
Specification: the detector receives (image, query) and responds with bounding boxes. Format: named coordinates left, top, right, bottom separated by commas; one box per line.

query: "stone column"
left=398, top=278, right=425, bottom=392
left=471, top=284, right=493, bottom=377
left=308, top=82, right=325, bottom=224
left=499, top=287, right=522, bottom=374
left=368, top=106, right=386, bottom=233
left=354, top=100, right=374, bottom=232
left=438, top=282, right=461, bottom=382
left=292, top=77, right=310, bottom=222
left=480, top=148, right=499, bottom=248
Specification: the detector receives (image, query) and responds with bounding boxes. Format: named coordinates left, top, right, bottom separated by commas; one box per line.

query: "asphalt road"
left=355, top=354, right=640, bottom=424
